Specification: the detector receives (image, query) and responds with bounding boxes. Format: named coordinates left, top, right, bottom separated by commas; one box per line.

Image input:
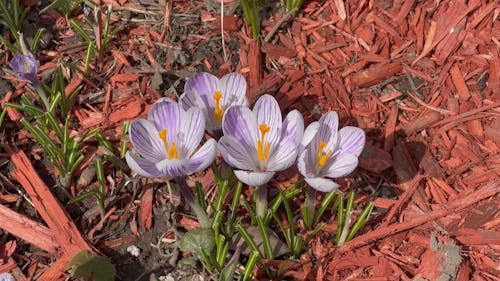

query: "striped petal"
left=253, top=94, right=282, bottom=147
left=156, top=158, right=189, bottom=177
left=297, top=149, right=316, bottom=178
left=323, top=154, right=359, bottom=178
left=222, top=105, right=258, bottom=156
left=183, top=72, right=219, bottom=107
left=180, top=107, right=205, bottom=157
left=220, top=72, right=248, bottom=107
left=337, top=126, right=366, bottom=157
left=126, top=152, right=164, bottom=178
left=305, top=177, right=340, bottom=192
left=218, top=136, right=257, bottom=170
left=129, top=119, right=166, bottom=162
left=315, top=111, right=339, bottom=151
left=234, top=170, right=275, bottom=186
left=184, top=139, right=217, bottom=174
left=148, top=98, right=181, bottom=144
left=266, top=142, right=298, bottom=171
left=281, top=110, right=304, bottom=145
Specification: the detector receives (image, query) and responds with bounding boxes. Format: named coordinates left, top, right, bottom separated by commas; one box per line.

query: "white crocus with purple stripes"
left=298, top=111, right=365, bottom=192
left=218, top=94, right=304, bottom=186
left=0, top=273, right=15, bottom=281
left=180, top=72, right=248, bottom=138
left=126, top=98, right=217, bottom=178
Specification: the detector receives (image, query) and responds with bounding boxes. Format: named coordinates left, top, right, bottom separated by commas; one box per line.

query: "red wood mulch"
left=1, top=0, right=499, bottom=280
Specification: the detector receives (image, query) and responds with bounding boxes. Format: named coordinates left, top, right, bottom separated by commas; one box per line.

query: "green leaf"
left=179, top=228, right=215, bottom=258
left=219, top=256, right=238, bottom=281
left=67, top=251, right=116, bottom=281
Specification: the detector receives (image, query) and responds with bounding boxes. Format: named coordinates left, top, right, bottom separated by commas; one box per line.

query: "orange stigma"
left=158, top=129, right=179, bottom=159
left=257, top=124, right=271, bottom=161
left=213, top=90, right=225, bottom=124
left=316, top=141, right=332, bottom=167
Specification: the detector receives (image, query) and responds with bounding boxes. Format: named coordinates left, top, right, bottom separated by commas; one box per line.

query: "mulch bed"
left=1, top=0, right=499, bottom=280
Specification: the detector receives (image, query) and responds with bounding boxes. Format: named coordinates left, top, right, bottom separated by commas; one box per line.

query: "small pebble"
left=126, top=245, right=141, bottom=257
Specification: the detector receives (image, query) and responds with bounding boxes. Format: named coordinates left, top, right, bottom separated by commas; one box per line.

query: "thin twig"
left=407, top=91, right=455, bottom=115
left=221, top=1, right=228, bottom=61
left=264, top=8, right=298, bottom=43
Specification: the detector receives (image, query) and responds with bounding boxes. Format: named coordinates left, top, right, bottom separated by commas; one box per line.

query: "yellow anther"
left=24, top=62, right=30, bottom=72
left=257, top=124, right=271, bottom=161
left=316, top=141, right=332, bottom=167
left=158, top=129, right=179, bottom=160
left=213, top=90, right=225, bottom=124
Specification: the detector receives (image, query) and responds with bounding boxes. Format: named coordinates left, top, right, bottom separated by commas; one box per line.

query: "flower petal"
left=297, top=150, right=315, bottom=178
left=218, top=136, right=258, bottom=170
left=338, top=126, right=366, bottom=157
left=0, top=272, right=16, bottom=281
left=266, top=142, right=298, bottom=171
left=222, top=105, right=258, bottom=159
left=180, top=107, right=205, bottom=157
left=301, top=121, right=319, bottom=148
left=156, top=158, right=188, bottom=177
left=316, top=111, right=339, bottom=150
left=253, top=94, right=282, bottom=147
left=126, top=152, right=163, bottom=178
left=305, top=177, right=340, bottom=192
left=281, top=110, right=304, bottom=145
left=234, top=170, right=275, bottom=186
left=148, top=98, right=181, bottom=144
left=306, top=112, right=339, bottom=172
left=184, top=139, right=217, bottom=174
left=129, top=119, right=166, bottom=161
left=220, top=72, right=248, bottom=107
left=323, top=154, right=359, bottom=178
left=179, top=90, right=202, bottom=111
left=183, top=72, right=219, bottom=106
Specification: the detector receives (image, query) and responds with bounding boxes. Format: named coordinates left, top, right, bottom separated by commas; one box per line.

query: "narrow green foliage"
left=119, top=120, right=130, bottom=158
left=235, top=223, right=263, bottom=259
left=242, top=251, right=259, bottom=281
left=3, top=65, right=100, bottom=189
left=347, top=202, right=374, bottom=241
left=256, top=216, right=274, bottom=259
left=68, top=4, right=120, bottom=74
left=240, top=0, right=261, bottom=39
left=95, top=157, right=107, bottom=217
left=0, top=0, right=29, bottom=51
left=285, top=0, right=305, bottom=14
left=335, top=191, right=374, bottom=245
left=219, top=251, right=239, bottom=281
left=314, top=191, right=337, bottom=225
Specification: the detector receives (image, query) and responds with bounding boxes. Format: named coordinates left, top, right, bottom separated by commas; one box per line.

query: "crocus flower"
left=297, top=111, right=365, bottom=192
left=9, top=52, right=40, bottom=85
left=126, top=98, right=217, bottom=178
left=218, top=94, right=304, bottom=186
left=179, top=72, right=248, bottom=138
left=0, top=273, right=16, bottom=281
left=83, top=5, right=95, bottom=24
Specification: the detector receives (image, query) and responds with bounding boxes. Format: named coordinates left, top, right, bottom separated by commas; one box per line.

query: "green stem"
left=255, top=184, right=267, bottom=219
left=174, top=176, right=210, bottom=228
left=303, top=186, right=316, bottom=229
left=34, top=83, right=50, bottom=111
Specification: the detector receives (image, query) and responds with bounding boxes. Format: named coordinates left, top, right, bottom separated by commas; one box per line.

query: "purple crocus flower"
left=9, top=52, right=40, bottom=85
left=179, top=72, right=248, bottom=138
left=218, top=94, right=304, bottom=186
left=0, top=273, right=16, bottom=281
left=297, top=111, right=365, bottom=192
left=126, top=98, right=217, bottom=178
